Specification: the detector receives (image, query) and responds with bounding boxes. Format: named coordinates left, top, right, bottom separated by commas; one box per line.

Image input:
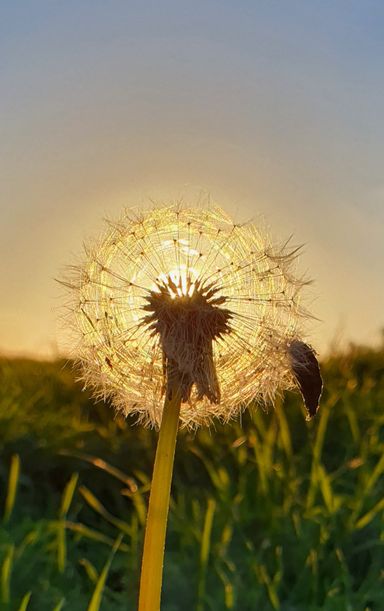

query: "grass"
left=0, top=344, right=383, bottom=610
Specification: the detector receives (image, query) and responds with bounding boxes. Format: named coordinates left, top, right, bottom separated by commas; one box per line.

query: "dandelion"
left=61, top=201, right=322, bottom=611
left=63, top=203, right=319, bottom=427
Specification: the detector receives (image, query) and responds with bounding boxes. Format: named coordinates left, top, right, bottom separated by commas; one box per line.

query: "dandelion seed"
left=62, top=202, right=318, bottom=428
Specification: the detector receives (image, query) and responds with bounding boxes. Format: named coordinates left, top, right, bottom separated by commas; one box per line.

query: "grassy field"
left=0, top=345, right=383, bottom=610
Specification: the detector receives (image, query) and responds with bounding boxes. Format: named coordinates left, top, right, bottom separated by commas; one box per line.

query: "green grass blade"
left=351, top=452, right=384, bottom=524
left=87, top=534, right=123, bottom=611
left=317, top=463, right=335, bottom=513
left=57, top=473, right=79, bottom=573
left=60, top=450, right=147, bottom=525
left=355, top=497, right=384, bottom=529
left=17, top=529, right=40, bottom=558
left=363, top=451, right=384, bottom=497
left=255, top=563, right=280, bottom=610
left=275, top=397, right=292, bottom=460
left=79, top=486, right=132, bottom=535
left=1, top=544, right=14, bottom=604
left=249, top=425, right=273, bottom=497
left=59, top=472, right=79, bottom=518
left=306, top=397, right=334, bottom=509
left=3, top=454, right=20, bottom=523
left=216, top=567, right=234, bottom=609
left=51, top=520, right=130, bottom=551
left=52, top=598, right=65, bottom=611
left=80, top=558, right=99, bottom=583
left=196, top=499, right=216, bottom=611
left=17, top=591, right=32, bottom=611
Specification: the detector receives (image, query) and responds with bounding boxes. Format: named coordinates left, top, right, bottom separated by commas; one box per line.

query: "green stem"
left=138, top=387, right=182, bottom=611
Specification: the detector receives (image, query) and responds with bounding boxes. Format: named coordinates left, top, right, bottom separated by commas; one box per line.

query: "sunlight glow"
left=66, top=204, right=309, bottom=428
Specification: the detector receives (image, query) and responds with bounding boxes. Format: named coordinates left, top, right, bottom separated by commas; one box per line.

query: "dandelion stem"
left=138, top=387, right=182, bottom=611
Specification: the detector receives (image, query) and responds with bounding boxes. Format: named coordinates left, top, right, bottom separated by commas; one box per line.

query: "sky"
left=1, top=1, right=384, bottom=357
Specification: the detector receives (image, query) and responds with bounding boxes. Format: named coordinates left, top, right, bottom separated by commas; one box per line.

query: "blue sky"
left=1, top=1, right=384, bottom=355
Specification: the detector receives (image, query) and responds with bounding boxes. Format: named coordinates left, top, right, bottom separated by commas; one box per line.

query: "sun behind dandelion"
left=63, top=202, right=312, bottom=428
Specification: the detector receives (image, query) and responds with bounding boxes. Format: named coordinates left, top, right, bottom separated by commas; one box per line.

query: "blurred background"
left=1, top=1, right=384, bottom=357
left=1, top=3, right=384, bottom=610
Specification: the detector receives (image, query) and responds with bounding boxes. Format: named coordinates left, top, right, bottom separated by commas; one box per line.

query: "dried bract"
left=288, top=340, right=323, bottom=419
left=143, top=277, right=232, bottom=403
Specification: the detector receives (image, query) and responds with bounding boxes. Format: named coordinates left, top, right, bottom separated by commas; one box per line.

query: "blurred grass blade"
left=87, top=534, right=123, bottom=611
left=3, top=454, right=20, bottom=523
left=17, top=591, right=32, bottom=611
left=190, top=449, right=230, bottom=498
left=60, top=450, right=147, bottom=525
left=355, top=497, right=384, bottom=529
left=249, top=430, right=269, bottom=495
left=317, top=464, right=334, bottom=513
left=216, top=567, right=234, bottom=609
left=60, top=450, right=136, bottom=487
left=364, top=452, right=384, bottom=497
left=351, top=452, right=384, bottom=523
left=57, top=520, right=130, bottom=551
left=255, top=563, right=280, bottom=610
left=197, top=499, right=216, bottom=611
left=80, top=558, right=99, bottom=583
left=121, top=487, right=147, bottom=527
left=79, top=485, right=132, bottom=535
left=59, top=472, right=79, bottom=518
left=17, top=529, right=40, bottom=558
left=1, top=544, right=14, bottom=604
left=313, top=402, right=330, bottom=460
left=57, top=473, right=79, bottom=573
left=306, top=398, right=334, bottom=509
left=345, top=404, right=360, bottom=443
left=274, top=397, right=292, bottom=460
left=52, top=599, right=65, bottom=611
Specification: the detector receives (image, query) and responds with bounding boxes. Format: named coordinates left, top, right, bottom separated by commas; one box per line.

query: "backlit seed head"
left=61, top=202, right=314, bottom=428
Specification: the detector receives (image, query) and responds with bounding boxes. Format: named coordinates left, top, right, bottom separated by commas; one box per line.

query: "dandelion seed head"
left=62, top=202, right=313, bottom=428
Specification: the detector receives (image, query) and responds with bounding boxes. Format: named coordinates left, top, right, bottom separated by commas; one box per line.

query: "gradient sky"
left=1, top=1, right=384, bottom=357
